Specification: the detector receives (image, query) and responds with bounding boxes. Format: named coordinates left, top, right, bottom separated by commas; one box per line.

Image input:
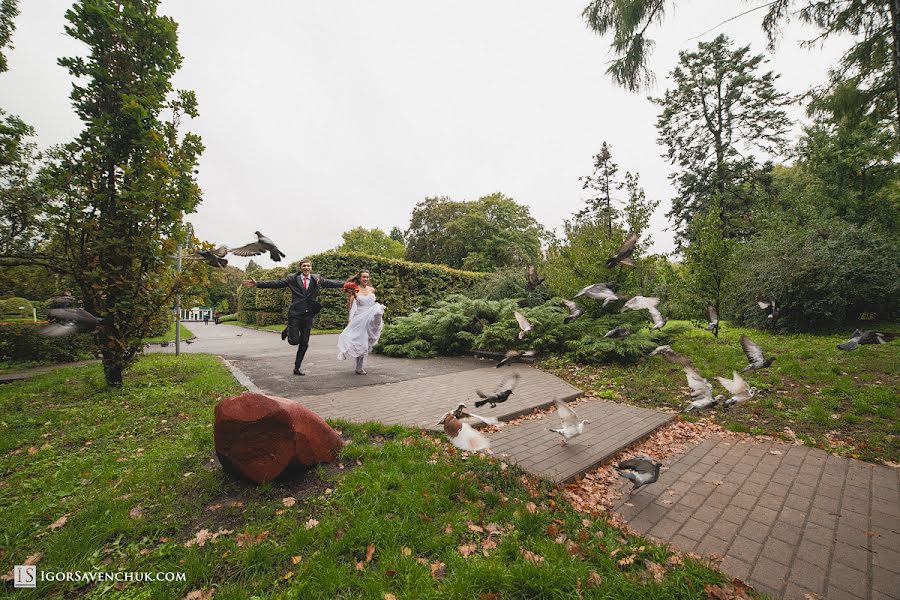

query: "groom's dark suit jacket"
left=256, top=272, right=344, bottom=318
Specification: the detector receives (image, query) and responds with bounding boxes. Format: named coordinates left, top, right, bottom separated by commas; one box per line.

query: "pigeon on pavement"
left=231, top=231, right=286, bottom=262
left=717, top=370, right=758, bottom=408
left=495, top=350, right=537, bottom=368
left=740, top=335, right=775, bottom=371
left=437, top=412, right=491, bottom=452
left=561, top=299, right=584, bottom=323
left=514, top=311, right=532, bottom=340
left=475, top=373, right=520, bottom=408
left=549, top=399, right=590, bottom=446
left=452, top=403, right=504, bottom=427
left=606, top=232, right=639, bottom=269
left=615, top=454, right=663, bottom=493
left=621, top=296, right=667, bottom=330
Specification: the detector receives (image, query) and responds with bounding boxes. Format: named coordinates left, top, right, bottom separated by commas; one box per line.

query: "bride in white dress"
left=336, top=270, right=385, bottom=374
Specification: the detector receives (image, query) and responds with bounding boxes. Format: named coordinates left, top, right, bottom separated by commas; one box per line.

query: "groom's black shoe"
left=281, top=327, right=288, bottom=340
left=293, top=368, right=305, bottom=376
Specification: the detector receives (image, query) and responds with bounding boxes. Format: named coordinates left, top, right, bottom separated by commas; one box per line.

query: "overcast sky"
left=2, top=1, right=851, bottom=269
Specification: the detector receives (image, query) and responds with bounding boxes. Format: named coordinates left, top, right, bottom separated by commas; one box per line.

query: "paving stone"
left=770, top=522, right=802, bottom=545
left=832, top=541, right=871, bottom=573
left=750, top=556, right=790, bottom=596
left=873, top=566, right=900, bottom=597
left=829, top=562, right=869, bottom=596
left=762, top=537, right=796, bottom=566
left=728, top=537, right=762, bottom=563
left=790, top=559, right=827, bottom=595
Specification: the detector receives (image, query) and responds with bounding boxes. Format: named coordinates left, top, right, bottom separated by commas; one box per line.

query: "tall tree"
left=32, top=0, right=203, bottom=386
left=335, top=226, right=405, bottom=259
left=653, top=35, right=791, bottom=242
left=404, top=193, right=546, bottom=271
left=576, top=142, right=620, bottom=233
left=0, top=0, right=18, bottom=74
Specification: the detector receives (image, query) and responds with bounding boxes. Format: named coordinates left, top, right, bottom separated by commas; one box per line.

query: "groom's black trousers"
left=288, top=314, right=316, bottom=369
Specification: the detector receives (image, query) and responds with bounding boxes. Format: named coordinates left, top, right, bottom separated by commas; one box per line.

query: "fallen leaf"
left=356, top=561, right=365, bottom=571
left=185, top=529, right=213, bottom=548
left=521, top=549, right=544, bottom=564
left=385, top=569, right=397, bottom=577
left=129, top=506, right=143, bottom=518
left=384, top=594, right=397, bottom=600
left=48, top=515, right=69, bottom=530
left=228, top=501, right=243, bottom=508
left=645, top=559, right=666, bottom=582
left=768, top=450, right=783, bottom=455
left=28, top=446, right=38, bottom=454
left=305, top=518, right=319, bottom=530
left=480, top=593, right=501, bottom=600
left=235, top=530, right=269, bottom=547
left=401, top=547, right=412, bottom=557
left=416, top=557, right=428, bottom=566
left=481, top=538, right=497, bottom=554
left=581, top=518, right=592, bottom=527
left=444, top=524, right=453, bottom=535
left=282, top=571, right=294, bottom=580
left=467, top=523, right=483, bottom=533
left=705, top=584, right=730, bottom=600
left=459, top=543, right=477, bottom=557
left=617, top=554, right=636, bottom=567
left=282, top=497, right=296, bottom=507
left=291, top=555, right=303, bottom=565
left=366, top=543, right=376, bottom=563
left=182, top=589, right=215, bottom=600
left=586, top=570, right=602, bottom=587
left=525, top=501, right=537, bottom=514
left=430, top=561, right=446, bottom=579
left=546, top=524, right=559, bottom=537
left=667, top=554, right=683, bottom=567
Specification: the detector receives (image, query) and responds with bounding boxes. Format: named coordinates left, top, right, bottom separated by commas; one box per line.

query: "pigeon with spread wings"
left=706, top=305, right=719, bottom=337
left=740, top=335, right=775, bottom=371
left=573, top=282, right=620, bottom=306
left=185, top=245, right=229, bottom=268
left=437, top=412, right=490, bottom=452
left=452, top=403, right=504, bottom=427
left=615, top=454, right=662, bottom=493
left=621, top=295, right=667, bottom=331
left=606, top=232, right=640, bottom=269
left=474, top=373, right=520, bottom=408
left=495, top=349, right=537, bottom=368
left=717, top=371, right=758, bottom=408
left=514, top=311, right=532, bottom=340
left=231, top=231, right=286, bottom=262
left=561, top=299, right=584, bottom=323
left=40, top=308, right=110, bottom=337
left=549, top=399, right=590, bottom=446
left=682, top=366, right=722, bottom=413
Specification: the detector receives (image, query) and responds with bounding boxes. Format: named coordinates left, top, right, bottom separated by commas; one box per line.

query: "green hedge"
left=0, top=323, right=98, bottom=363
left=236, top=252, right=487, bottom=330
left=0, top=297, right=34, bottom=318
left=219, top=313, right=238, bottom=323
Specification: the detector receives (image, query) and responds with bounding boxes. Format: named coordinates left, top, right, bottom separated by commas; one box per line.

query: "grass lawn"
left=144, top=322, right=196, bottom=344
left=543, top=321, right=899, bottom=464
left=0, top=354, right=737, bottom=599
left=222, top=321, right=341, bottom=335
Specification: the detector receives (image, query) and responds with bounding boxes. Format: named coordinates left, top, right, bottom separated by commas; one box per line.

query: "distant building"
left=177, top=306, right=213, bottom=321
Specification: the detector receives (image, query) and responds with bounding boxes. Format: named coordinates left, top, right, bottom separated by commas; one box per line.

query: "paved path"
left=611, top=435, right=900, bottom=600
left=491, top=399, right=673, bottom=483
left=0, top=360, right=100, bottom=383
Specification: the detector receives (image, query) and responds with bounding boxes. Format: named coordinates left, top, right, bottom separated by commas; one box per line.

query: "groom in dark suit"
left=243, top=258, right=348, bottom=375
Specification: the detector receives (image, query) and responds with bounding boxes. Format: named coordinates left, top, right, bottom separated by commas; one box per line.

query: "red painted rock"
left=214, top=392, right=343, bottom=484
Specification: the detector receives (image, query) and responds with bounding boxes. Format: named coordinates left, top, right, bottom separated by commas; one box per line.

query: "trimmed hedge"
left=237, top=252, right=487, bottom=330
left=0, top=322, right=98, bottom=363
left=0, top=297, right=34, bottom=318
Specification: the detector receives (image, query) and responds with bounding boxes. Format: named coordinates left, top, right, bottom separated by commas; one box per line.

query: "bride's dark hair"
left=344, top=270, right=370, bottom=309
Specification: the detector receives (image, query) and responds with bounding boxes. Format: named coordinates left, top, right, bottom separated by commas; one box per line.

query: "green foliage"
left=236, top=252, right=486, bottom=330
left=218, top=312, right=237, bottom=322
left=335, top=226, right=405, bottom=259
left=377, top=294, right=675, bottom=364
left=0, top=322, right=97, bottom=362
left=404, top=193, right=546, bottom=270
left=468, top=267, right=553, bottom=307
left=653, top=34, right=791, bottom=242
left=727, top=219, right=900, bottom=329
left=0, top=296, right=32, bottom=317
left=681, top=199, right=736, bottom=320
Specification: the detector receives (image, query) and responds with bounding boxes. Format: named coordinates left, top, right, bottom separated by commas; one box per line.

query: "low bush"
left=0, top=297, right=34, bottom=319
left=0, top=322, right=98, bottom=363
left=218, top=313, right=238, bottom=323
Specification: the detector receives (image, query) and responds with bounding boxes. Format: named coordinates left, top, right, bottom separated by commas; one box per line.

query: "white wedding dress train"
left=337, top=293, right=385, bottom=369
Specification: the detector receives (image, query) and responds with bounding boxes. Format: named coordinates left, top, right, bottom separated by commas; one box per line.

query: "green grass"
left=543, top=321, right=899, bottom=464
left=222, top=321, right=341, bottom=335
left=143, top=322, right=196, bottom=344
left=0, top=355, right=738, bottom=599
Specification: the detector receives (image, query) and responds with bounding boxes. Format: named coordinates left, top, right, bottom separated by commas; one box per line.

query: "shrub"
left=236, top=252, right=486, bottom=330
left=467, top=267, right=554, bottom=307
left=219, top=313, right=238, bottom=323
left=727, top=219, right=900, bottom=330
left=0, top=323, right=98, bottom=363
left=255, top=311, right=283, bottom=327
left=0, top=297, right=34, bottom=318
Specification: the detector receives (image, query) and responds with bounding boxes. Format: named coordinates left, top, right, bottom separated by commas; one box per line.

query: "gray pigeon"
left=717, top=370, right=758, bottom=409
left=621, top=296, right=667, bottom=331
left=561, top=299, right=584, bottom=323
left=605, top=326, right=632, bottom=339
left=649, top=345, right=692, bottom=366
left=548, top=399, right=590, bottom=446
left=705, top=305, right=719, bottom=337
left=40, top=308, right=109, bottom=337
left=514, top=311, right=532, bottom=340
left=757, top=300, right=779, bottom=322
left=573, top=282, right=620, bottom=306
left=740, top=335, right=775, bottom=371
left=452, top=403, right=503, bottom=427
left=683, top=366, right=722, bottom=413
left=231, top=231, right=286, bottom=262
left=838, top=329, right=889, bottom=351
left=525, top=265, right=545, bottom=291
left=606, top=232, right=639, bottom=269
left=496, top=349, right=537, bottom=367
left=474, top=373, right=520, bottom=408
left=48, top=293, right=76, bottom=309
left=615, top=454, right=662, bottom=493
left=185, top=245, right=229, bottom=268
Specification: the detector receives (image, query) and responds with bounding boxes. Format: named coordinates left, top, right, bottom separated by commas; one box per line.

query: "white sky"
left=2, top=1, right=852, bottom=268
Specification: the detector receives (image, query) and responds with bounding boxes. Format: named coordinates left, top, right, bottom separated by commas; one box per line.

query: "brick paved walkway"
left=490, top=399, right=674, bottom=483
left=611, top=435, right=900, bottom=600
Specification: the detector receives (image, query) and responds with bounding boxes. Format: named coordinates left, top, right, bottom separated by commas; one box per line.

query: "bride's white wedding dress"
left=337, top=293, right=385, bottom=366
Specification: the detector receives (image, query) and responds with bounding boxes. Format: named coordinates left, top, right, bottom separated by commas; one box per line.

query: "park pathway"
left=148, top=323, right=900, bottom=600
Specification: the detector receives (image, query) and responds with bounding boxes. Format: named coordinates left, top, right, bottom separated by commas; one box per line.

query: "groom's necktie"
left=303, top=276, right=308, bottom=290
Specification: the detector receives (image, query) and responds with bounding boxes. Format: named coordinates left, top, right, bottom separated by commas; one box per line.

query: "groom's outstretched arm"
left=317, top=276, right=347, bottom=289
left=255, top=276, right=292, bottom=289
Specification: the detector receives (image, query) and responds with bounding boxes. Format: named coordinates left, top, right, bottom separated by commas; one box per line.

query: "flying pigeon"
left=573, top=282, right=620, bottom=306
left=561, top=299, right=584, bottom=323
left=716, top=370, right=758, bottom=408
left=496, top=350, right=538, bottom=368
left=706, top=305, right=719, bottom=337
left=40, top=308, right=109, bottom=337
left=682, top=366, right=722, bottom=413
left=615, top=454, right=663, bottom=493
left=757, top=300, right=779, bottom=322
left=549, top=399, right=590, bottom=446
left=231, top=231, right=286, bottom=262
left=648, top=345, right=692, bottom=366
left=474, top=373, right=520, bottom=408
left=837, top=329, right=889, bottom=351
left=605, top=326, right=632, bottom=339
left=606, top=232, right=640, bottom=269
left=436, top=412, right=491, bottom=452
left=740, top=335, right=775, bottom=371
left=621, top=296, right=667, bottom=330
left=452, top=403, right=504, bottom=428
left=514, top=311, right=532, bottom=340
left=48, top=293, right=76, bottom=309
left=185, top=245, right=229, bottom=268
left=525, top=265, right=545, bottom=291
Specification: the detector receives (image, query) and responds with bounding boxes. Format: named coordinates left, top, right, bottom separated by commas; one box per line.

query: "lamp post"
left=175, top=222, right=194, bottom=356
